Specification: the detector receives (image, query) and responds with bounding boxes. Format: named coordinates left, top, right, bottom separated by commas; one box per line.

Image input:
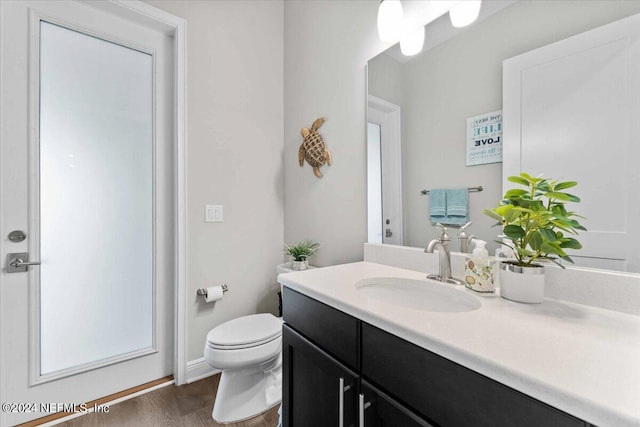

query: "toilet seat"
left=206, top=313, right=282, bottom=350
left=207, top=334, right=280, bottom=350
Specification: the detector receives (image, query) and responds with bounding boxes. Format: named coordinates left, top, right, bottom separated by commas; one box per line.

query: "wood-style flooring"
left=58, top=375, right=280, bottom=427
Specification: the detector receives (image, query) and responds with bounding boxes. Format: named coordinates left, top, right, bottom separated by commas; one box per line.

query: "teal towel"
left=429, top=189, right=446, bottom=222
left=445, top=188, right=469, bottom=225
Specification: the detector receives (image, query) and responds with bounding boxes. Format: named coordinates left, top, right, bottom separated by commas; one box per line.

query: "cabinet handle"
left=358, top=393, right=372, bottom=427
left=338, top=377, right=352, bottom=427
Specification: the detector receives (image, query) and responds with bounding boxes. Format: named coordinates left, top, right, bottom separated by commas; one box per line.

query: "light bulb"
left=400, top=26, right=424, bottom=56
left=377, top=0, right=403, bottom=43
left=449, top=0, right=482, bottom=28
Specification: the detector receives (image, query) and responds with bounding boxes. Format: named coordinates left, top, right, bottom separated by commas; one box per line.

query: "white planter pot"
left=291, top=260, right=309, bottom=271
left=499, top=262, right=545, bottom=304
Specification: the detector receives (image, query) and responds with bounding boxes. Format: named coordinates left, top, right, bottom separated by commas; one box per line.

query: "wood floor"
left=58, top=375, right=280, bottom=427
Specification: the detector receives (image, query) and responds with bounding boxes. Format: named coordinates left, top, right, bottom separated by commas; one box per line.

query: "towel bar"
left=421, top=185, right=483, bottom=195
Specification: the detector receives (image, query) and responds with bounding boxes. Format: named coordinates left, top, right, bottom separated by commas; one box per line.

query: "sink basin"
left=355, top=277, right=481, bottom=313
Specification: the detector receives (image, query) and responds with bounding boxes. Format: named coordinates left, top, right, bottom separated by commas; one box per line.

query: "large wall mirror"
left=366, top=0, right=640, bottom=274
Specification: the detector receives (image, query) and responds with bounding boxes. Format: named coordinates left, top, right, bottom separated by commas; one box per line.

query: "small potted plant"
left=284, top=239, right=320, bottom=271
left=483, top=173, right=586, bottom=303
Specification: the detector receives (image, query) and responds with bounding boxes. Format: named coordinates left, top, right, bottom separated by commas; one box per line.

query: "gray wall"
left=368, top=53, right=404, bottom=108
left=284, top=1, right=384, bottom=267
left=290, top=0, right=640, bottom=262
left=145, top=0, right=284, bottom=361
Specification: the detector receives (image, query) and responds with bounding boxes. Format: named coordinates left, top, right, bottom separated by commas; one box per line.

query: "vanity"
left=278, top=260, right=640, bottom=427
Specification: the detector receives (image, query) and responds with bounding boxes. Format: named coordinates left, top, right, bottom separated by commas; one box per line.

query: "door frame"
left=0, top=1, right=189, bottom=408
left=367, top=94, right=403, bottom=246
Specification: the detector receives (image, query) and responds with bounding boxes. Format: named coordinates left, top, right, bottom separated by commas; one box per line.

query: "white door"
left=367, top=95, right=403, bottom=246
left=0, top=1, right=174, bottom=425
left=503, top=12, right=640, bottom=273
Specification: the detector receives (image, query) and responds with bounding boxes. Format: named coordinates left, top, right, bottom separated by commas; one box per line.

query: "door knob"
left=5, top=252, right=40, bottom=273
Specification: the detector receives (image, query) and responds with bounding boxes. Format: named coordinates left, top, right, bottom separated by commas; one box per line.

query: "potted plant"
left=284, top=239, right=320, bottom=271
left=483, top=173, right=586, bottom=303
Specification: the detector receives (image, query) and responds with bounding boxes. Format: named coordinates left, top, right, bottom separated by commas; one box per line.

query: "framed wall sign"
left=466, top=110, right=502, bottom=166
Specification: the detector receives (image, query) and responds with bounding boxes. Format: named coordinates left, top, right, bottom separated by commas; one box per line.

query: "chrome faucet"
left=425, top=223, right=464, bottom=285
left=457, top=221, right=476, bottom=254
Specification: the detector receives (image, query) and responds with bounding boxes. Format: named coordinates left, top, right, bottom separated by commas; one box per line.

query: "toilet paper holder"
left=197, top=284, right=229, bottom=299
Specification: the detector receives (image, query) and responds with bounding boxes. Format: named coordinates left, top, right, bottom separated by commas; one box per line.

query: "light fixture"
left=449, top=0, right=482, bottom=28
left=400, top=26, right=425, bottom=56
left=377, top=0, right=403, bottom=43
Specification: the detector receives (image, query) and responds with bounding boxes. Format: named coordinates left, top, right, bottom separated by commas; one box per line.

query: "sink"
left=355, top=277, right=481, bottom=313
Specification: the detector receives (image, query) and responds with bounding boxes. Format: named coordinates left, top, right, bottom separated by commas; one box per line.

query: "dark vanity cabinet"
left=282, top=287, right=586, bottom=427
left=282, top=325, right=358, bottom=427
left=282, top=286, right=360, bottom=427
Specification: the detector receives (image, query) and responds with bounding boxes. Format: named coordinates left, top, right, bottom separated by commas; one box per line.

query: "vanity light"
left=449, top=0, right=482, bottom=28
left=377, top=0, right=403, bottom=43
left=400, top=26, right=425, bottom=56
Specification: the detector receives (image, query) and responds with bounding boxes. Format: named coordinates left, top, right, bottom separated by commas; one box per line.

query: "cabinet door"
left=360, top=380, right=433, bottom=427
left=362, top=323, right=584, bottom=427
left=282, top=325, right=358, bottom=427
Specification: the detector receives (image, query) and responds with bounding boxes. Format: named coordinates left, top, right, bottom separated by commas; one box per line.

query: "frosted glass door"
left=39, top=22, right=154, bottom=375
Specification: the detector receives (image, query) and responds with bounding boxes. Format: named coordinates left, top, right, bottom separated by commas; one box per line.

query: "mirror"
left=366, top=0, right=640, bottom=273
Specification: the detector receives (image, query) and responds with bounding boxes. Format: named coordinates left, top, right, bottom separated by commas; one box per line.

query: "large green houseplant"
left=483, top=172, right=586, bottom=303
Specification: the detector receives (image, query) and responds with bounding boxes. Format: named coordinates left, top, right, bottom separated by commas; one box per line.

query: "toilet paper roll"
left=204, top=286, right=224, bottom=303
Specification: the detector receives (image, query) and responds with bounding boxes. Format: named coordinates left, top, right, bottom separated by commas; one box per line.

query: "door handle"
left=338, top=377, right=352, bottom=427
left=6, top=252, right=40, bottom=273
left=10, top=259, right=40, bottom=267
left=358, top=393, right=371, bottom=427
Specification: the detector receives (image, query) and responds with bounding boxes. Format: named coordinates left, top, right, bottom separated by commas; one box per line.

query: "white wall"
left=284, top=1, right=385, bottom=267
left=285, top=0, right=640, bottom=264
left=144, top=0, right=284, bottom=361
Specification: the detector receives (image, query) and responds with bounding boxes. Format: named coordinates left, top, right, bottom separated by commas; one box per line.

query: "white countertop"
left=278, top=261, right=640, bottom=427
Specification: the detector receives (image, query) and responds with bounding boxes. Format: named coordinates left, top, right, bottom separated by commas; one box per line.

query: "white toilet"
left=204, top=313, right=283, bottom=423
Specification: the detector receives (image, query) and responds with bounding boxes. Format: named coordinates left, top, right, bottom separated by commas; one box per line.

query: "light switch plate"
left=205, top=205, right=223, bottom=223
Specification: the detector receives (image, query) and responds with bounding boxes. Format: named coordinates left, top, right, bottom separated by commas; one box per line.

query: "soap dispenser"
left=464, top=240, right=495, bottom=294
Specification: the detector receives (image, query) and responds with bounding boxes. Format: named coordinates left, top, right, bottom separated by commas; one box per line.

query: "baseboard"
left=186, top=357, right=219, bottom=384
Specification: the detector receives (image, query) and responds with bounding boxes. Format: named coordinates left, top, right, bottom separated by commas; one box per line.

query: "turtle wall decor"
left=299, top=117, right=332, bottom=178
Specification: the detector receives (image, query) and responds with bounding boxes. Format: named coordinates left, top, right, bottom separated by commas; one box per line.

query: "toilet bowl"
left=204, top=313, right=283, bottom=423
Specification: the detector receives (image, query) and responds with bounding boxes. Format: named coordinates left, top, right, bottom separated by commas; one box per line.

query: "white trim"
left=0, top=1, right=6, bottom=425
left=67, top=0, right=189, bottom=386
left=186, top=357, right=219, bottom=384
left=172, top=11, right=189, bottom=388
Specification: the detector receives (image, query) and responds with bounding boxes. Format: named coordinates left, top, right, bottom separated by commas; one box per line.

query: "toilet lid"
left=206, top=313, right=282, bottom=348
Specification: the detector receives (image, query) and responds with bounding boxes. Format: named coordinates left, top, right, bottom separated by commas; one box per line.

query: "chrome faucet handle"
left=435, top=223, right=449, bottom=242
left=459, top=221, right=472, bottom=232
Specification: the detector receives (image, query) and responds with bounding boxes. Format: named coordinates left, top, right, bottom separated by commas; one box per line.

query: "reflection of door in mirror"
left=504, top=13, right=640, bottom=273
left=368, top=96, right=403, bottom=245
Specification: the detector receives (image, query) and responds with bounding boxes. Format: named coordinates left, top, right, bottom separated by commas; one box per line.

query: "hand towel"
left=445, top=188, right=469, bottom=225
left=429, top=189, right=447, bottom=222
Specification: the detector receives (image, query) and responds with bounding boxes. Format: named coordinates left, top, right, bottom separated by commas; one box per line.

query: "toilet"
left=204, top=313, right=283, bottom=423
